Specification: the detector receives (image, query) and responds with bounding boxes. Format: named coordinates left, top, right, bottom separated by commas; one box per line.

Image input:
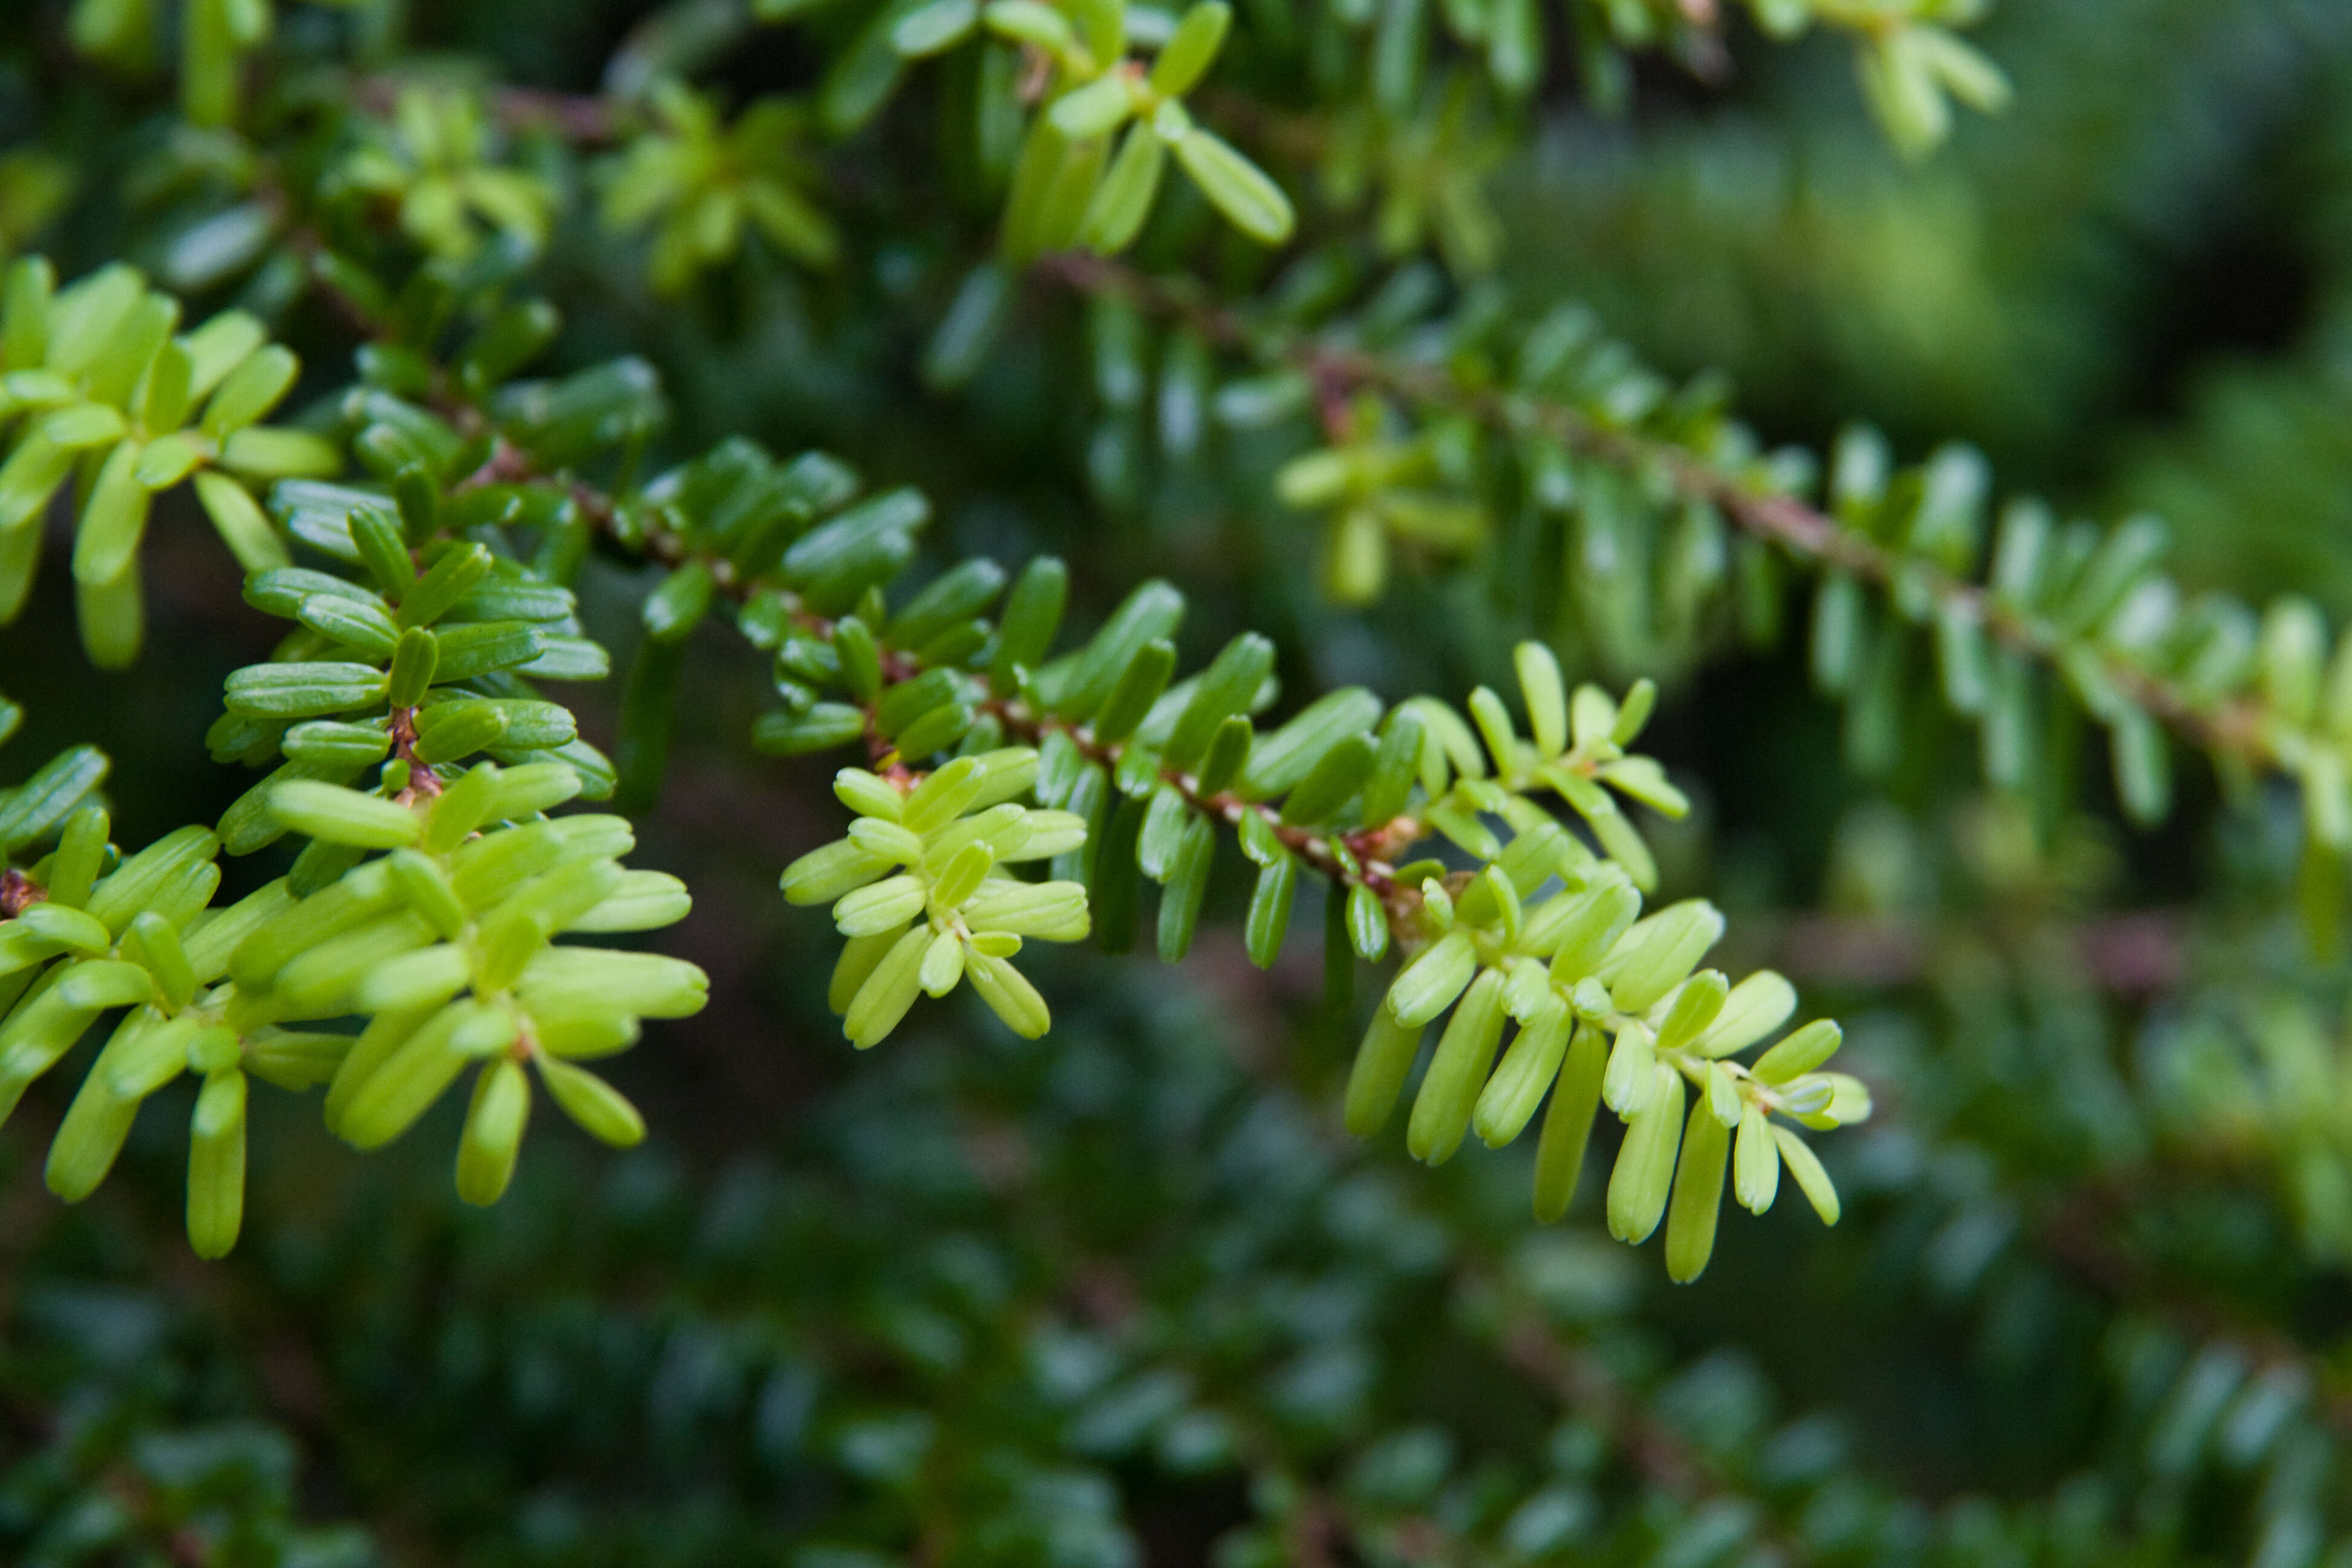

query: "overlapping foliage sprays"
left=0, top=0, right=2234, bottom=1286
left=16, top=0, right=1986, bottom=1274
left=5, top=0, right=2321, bottom=1315
left=1051, top=251, right=2352, bottom=925
left=0, top=227, right=1850, bottom=1282
left=15, top=0, right=2352, bottom=1564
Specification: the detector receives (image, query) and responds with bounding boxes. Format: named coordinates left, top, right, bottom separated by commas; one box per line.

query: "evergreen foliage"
left=0, top=0, right=2348, bottom=1562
